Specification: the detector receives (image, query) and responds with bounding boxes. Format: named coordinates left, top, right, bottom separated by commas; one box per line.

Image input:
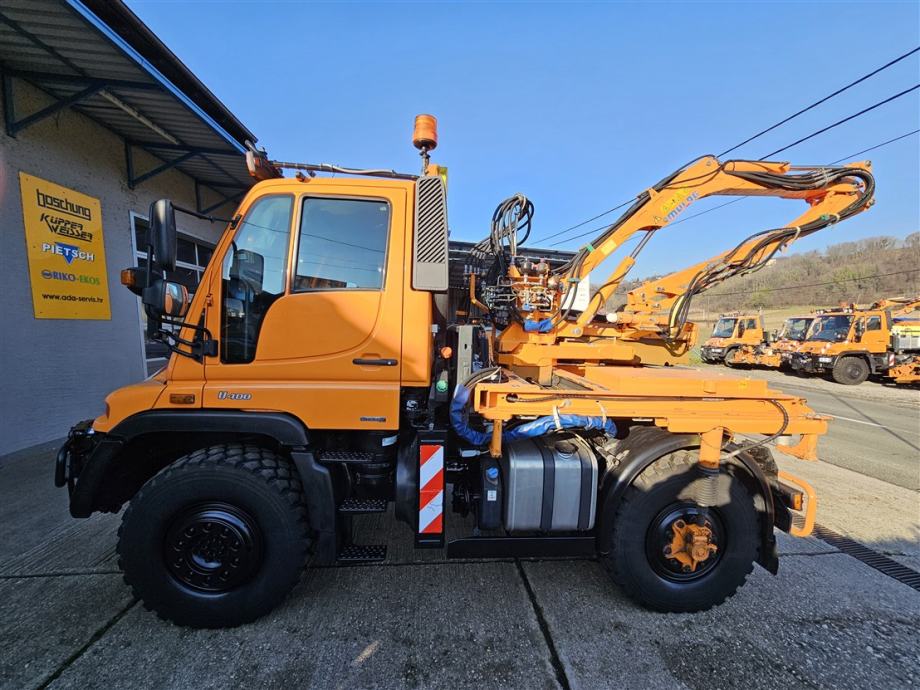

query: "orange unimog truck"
left=55, top=116, right=875, bottom=627
left=699, top=313, right=765, bottom=364
left=725, top=314, right=816, bottom=369
left=791, top=297, right=920, bottom=385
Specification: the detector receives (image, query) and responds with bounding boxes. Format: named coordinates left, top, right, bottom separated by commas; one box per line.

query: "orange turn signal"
left=169, top=394, right=196, bottom=405
left=120, top=269, right=136, bottom=288
left=440, top=346, right=453, bottom=359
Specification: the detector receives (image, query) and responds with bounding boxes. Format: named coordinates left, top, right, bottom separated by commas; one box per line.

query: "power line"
left=539, top=121, right=918, bottom=249
left=828, top=128, right=919, bottom=165
left=718, top=46, right=919, bottom=157
left=531, top=48, right=920, bottom=248
left=530, top=199, right=633, bottom=244
left=704, top=268, right=919, bottom=298
left=761, top=84, right=920, bottom=159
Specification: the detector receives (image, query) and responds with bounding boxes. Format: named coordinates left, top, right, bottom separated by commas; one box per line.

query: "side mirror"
left=143, top=279, right=189, bottom=318
left=230, top=249, right=265, bottom=292
left=149, top=199, right=177, bottom=271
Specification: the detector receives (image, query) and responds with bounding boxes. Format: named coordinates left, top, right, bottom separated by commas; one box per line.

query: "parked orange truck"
left=55, top=116, right=874, bottom=627
left=791, top=297, right=920, bottom=384
left=725, top=314, right=816, bottom=369
left=699, top=313, right=765, bottom=364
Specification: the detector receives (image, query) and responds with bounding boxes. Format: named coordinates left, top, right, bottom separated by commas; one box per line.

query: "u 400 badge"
left=217, top=391, right=252, bottom=401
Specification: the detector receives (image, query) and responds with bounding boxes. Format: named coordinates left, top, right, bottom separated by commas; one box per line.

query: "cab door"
left=856, top=312, right=887, bottom=354
left=202, top=183, right=408, bottom=431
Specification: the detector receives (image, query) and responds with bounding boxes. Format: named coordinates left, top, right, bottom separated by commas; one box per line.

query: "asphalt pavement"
left=1, top=373, right=918, bottom=690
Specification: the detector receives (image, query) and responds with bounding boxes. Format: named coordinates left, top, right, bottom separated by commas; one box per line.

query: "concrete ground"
left=1, top=373, right=918, bottom=690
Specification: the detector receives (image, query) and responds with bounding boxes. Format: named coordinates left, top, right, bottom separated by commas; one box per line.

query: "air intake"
left=413, top=176, right=449, bottom=291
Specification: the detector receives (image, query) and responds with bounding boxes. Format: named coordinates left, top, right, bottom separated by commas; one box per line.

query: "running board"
left=337, top=544, right=387, bottom=563
left=447, top=536, right=596, bottom=560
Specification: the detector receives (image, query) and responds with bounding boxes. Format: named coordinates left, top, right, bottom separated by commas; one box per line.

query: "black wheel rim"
left=646, top=503, right=725, bottom=582
left=164, top=502, right=263, bottom=593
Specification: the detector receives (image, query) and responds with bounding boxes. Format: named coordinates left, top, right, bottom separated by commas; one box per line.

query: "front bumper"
left=790, top=352, right=833, bottom=374
left=55, top=420, right=96, bottom=489
left=55, top=421, right=124, bottom=517
left=700, top=346, right=725, bottom=362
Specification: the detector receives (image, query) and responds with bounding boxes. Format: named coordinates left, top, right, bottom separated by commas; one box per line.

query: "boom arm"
left=490, top=156, right=874, bottom=381
left=869, top=296, right=920, bottom=316
left=562, top=157, right=875, bottom=329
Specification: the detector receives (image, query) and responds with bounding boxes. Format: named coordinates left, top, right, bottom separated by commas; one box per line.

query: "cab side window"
left=293, top=197, right=390, bottom=291
left=221, top=195, right=294, bottom=364
left=866, top=316, right=881, bottom=331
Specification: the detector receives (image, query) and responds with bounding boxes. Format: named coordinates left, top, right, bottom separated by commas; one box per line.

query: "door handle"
left=353, top=358, right=398, bottom=366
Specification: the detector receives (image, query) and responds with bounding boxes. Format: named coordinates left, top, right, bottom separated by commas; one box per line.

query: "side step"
left=337, top=544, right=387, bottom=564
left=318, top=450, right=376, bottom=464
left=337, top=498, right=388, bottom=514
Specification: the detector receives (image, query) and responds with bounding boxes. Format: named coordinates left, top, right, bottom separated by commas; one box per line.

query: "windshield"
left=782, top=318, right=814, bottom=341
left=808, top=315, right=852, bottom=342
left=711, top=318, right=736, bottom=338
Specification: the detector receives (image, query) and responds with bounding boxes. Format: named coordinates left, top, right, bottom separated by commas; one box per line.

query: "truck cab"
left=700, top=313, right=764, bottom=363
left=94, top=176, right=435, bottom=436
left=791, top=307, right=890, bottom=384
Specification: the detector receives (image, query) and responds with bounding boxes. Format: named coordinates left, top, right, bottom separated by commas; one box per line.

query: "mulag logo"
left=42, top=242, right=95, bottom=264
left=36, top=189, right=92, bottom=220
left=41, top=213, right=93, bottom=243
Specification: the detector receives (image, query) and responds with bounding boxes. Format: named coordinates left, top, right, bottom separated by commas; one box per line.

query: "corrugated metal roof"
left=0, top=0, right=254, bottom=193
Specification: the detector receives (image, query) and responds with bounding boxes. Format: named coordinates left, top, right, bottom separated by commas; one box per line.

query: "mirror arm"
left=143, top=305, right=216, bottom=362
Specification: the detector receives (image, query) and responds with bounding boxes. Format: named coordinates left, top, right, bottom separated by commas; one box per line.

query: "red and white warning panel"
left=417, top=442, right=444, bottom=546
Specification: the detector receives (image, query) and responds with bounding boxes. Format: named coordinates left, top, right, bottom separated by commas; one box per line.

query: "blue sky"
left=128, top=1, right=919, bottom=278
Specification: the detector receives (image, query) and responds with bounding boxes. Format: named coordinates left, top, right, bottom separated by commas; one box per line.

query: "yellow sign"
left=19, top=173, right=110, bottom=320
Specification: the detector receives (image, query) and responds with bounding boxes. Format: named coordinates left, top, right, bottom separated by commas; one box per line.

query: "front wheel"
left=118, top=444, right=310, bottom=628
left=832, top=356, right=869, bottom=385
left=602, top=451, right=759, bottom=612
left=723, top=347, right=741, bottom=368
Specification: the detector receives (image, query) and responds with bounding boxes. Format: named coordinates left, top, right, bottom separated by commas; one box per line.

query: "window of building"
left=293, top=197, right=390, bottom=292
left=131, top=215, right=216, bottom=375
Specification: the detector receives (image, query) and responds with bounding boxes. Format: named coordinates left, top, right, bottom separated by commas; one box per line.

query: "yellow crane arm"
left=561, top=156, right=875, bottom=332
left=870, top=296, right=920, bottom=316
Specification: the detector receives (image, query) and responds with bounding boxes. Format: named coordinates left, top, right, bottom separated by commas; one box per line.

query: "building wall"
left=0, top=79, right=238, bottom=456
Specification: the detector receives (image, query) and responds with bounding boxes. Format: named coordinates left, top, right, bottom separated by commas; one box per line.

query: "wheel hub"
left=665, top=518, right=718, bottom=572
left=647, top=505, right=724, bottom=581
left=164, top=502, right=263, bottom=593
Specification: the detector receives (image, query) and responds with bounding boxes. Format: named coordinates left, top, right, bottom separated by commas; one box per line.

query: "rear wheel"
left=602, top=451, right=759, bottom=612
left=832, top=356, right=869, bottom=385
left=118, top=444, right=310, bottom=628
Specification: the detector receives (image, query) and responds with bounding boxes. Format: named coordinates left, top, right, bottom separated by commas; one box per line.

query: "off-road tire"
left=601, top=451, right=759, bottom=612
left=118, top=444, right=310, bottom=628
left=723, top=347, right=741, bottom=368
left=831, top=356, right=869, bottom=385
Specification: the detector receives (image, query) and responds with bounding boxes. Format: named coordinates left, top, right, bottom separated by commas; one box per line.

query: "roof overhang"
left=0, top=0, right=255, bottom=208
